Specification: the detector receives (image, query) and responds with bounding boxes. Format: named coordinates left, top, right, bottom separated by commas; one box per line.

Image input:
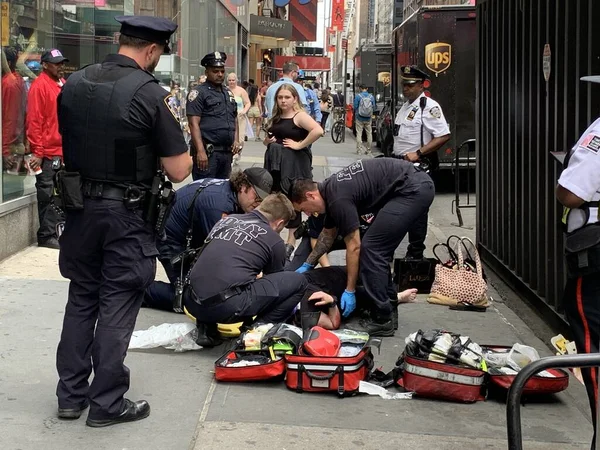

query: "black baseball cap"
left=41, top=49, right=69, bottom=64
left=115, top=15, right=177, bottom=54
left=244, top=168, right=273, bottom=200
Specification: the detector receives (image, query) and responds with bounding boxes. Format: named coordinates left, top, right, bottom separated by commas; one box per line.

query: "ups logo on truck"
left=425, top=42, right=452, bottom=74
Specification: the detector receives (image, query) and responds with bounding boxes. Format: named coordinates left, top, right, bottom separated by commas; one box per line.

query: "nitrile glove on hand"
left=341, top=290, right=356, bottom=318
left=295, top=262, right=314, bottom=274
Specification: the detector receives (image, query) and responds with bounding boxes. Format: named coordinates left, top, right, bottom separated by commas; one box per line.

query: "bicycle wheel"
left=331, top=121, right=344, bottom=143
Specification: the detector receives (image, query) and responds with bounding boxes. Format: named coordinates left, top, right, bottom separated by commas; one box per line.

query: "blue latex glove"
left=295, top=262, right=314, bottom=274
left=340, top=290, right=356, bottom=318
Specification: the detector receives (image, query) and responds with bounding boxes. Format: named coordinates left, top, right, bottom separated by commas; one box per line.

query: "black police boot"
left=195, top=322, right=223, bottom=348
left=57, top=401, right=89, bottom=420
left=86, top=399, right=150, bottom=428
left=348, top=315, right=395, bottom=337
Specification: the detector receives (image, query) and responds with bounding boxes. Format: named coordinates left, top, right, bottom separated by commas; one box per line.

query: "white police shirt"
left=393, top=93, right=450, bottom=156
left=558, top=117, right=600, bottom=232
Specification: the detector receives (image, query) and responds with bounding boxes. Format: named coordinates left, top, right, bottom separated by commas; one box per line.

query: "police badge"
left=430, top=106, right=442, bottom=119
left=187, top=90, right=198, bottom=102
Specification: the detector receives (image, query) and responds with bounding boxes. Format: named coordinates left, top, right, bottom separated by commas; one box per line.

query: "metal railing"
left=507, top=353, right=600, bottom=450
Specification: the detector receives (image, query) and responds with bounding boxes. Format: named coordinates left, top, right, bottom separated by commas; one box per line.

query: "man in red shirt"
left=26, top=49, right=68, bottom=249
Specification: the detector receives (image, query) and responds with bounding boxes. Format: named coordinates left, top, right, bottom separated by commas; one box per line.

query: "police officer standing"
left=55, top=16, right=192, bottom=426
left=186, top=52, right=240, bottom=180
left=556, top=74, right=600, bottom=449
left=392, top=66, right=450, bottom=259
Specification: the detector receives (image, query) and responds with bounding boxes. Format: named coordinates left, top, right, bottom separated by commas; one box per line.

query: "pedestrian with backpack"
left=353, top=84, right=376, bottom=155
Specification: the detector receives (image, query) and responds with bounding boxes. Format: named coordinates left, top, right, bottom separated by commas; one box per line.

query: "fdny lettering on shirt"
left=336, top=160, right=365, bottom=181
left=208, top=217, right=267, bottom=246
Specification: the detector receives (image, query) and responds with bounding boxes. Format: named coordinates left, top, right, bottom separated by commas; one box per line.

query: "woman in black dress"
left=263, top=84, right=323, bottom=258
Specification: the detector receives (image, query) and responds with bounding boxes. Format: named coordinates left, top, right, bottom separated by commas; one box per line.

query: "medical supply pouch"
left=482, top=345, right=569, bottom=395
left=214, top=323, right=301, bottom=382
left=285, top=331, right=374, bottom=396
left=398, top=329, right=486, bottom=403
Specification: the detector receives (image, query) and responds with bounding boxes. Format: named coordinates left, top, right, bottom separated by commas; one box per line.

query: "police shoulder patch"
left=187, top=89, right=198, bottom=102
left=164, top=94, right=180, bottom=122
left=581, top=134, right=600, bottom=154
left=430, top=106, right=442, bottom=119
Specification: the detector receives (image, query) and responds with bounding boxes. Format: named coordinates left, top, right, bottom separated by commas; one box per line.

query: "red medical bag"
left=285, top=346, right=373, bottom=396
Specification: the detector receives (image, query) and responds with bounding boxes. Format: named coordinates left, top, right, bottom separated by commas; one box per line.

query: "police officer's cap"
left=581, top=75, right=600, bottom=84
left=115, top=16, right=177, bottom=54
left=400, top=65, right=430, bottom=84
left=201, top=52, right=227, bottom=68
left=243, top=167, right=273, bottom=200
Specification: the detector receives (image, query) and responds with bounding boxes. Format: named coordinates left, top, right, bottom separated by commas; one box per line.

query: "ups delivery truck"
left=378, top=5, right=476, bottom=169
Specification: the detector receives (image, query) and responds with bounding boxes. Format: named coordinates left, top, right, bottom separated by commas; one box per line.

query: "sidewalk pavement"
left=0, top=131, right=592, bottom=450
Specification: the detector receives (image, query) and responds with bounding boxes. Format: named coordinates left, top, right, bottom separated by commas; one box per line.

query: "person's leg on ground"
left=563, top=275, right=600, bottom=449
left=357, top=181, right=435, bottom=336
left=365, top=119, right=373, bottom=154
left=245, top=272, right=308, bottom=323
left=56, top=207, right=102, bottom=418
left=355, top=120, right=365, bottom=154
left=86, top=203, right=156, bottom=425
left=36, top=158, right=61, bottom=245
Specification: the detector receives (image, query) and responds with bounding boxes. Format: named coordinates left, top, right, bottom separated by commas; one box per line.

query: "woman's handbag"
left=428, top=237, right=488, bottom=306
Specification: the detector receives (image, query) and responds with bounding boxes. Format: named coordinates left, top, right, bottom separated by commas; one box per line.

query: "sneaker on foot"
left=347, top=317, right=394, bottom=337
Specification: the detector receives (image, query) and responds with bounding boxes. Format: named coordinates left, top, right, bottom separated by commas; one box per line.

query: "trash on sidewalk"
left=359, top=381, right=413, bottom=400
left=129, top=323, right=202, bottom=352
left=551, top=334, right=585, bottom=385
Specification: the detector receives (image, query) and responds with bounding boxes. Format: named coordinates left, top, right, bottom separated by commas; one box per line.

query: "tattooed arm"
left=306, top=227, right=337, bottom=266
left=344, top=229, right=361, bottom=292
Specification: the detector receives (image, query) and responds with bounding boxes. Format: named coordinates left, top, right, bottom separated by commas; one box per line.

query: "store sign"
left=250, top=14, right=292, bottom=39
left=1, top=2, right=9, bottom=47
left=331, top=0, right=344, bottom=31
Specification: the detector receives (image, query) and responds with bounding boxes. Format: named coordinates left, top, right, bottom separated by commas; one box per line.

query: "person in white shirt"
left=393, top=66, right=450, bottom=166
left=556, top=74, right=600, bottom=450
left=392, top=66, right=450, bottom=259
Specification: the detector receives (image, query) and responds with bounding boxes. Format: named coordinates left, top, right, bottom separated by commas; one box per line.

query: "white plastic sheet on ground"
left=129, top=323, right=202, bottom=352
left=359, top=381, right=413, bottom=400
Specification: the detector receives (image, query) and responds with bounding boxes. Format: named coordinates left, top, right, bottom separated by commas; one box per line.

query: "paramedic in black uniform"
left=186, top=51, right=240, bottom=180
left=291, top=158, right=434, bottom=336
left=144, top=168, right=273, bottom=311
left=556, top=74, right=600, bottom=450
left=183, top=193, right=308, bottom=347
left=55, top=16, right=192, bottom=427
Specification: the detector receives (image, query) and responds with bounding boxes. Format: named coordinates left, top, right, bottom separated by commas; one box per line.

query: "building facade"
left=0, top=0, right=249, bottom=259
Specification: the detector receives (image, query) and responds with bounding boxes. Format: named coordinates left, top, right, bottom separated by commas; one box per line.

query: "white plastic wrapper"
left=506, top=343, right=541, bottom=372
left=129, top=323, right=202, bottom=352
left=359, top=381, right=413, bottom=400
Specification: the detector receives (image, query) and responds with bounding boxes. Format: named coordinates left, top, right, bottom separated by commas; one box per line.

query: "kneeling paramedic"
left=182, top=193, right=307, bottom=346
left=144, top=168, right=273, bottom=311
left=291, top=158, right=434, bottom=337
left=556, top=74, right=600, bottom=450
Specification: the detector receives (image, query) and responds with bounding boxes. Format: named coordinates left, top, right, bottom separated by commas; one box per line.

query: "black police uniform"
left=144, top=178, right=241, bottom=311
left=55, top=16, right=187, bottom=424
left=317, top=158, right=434, bottom=333
left=183, top=210, right=308, bottom=326
left=186, top=52, right=237, bottom=180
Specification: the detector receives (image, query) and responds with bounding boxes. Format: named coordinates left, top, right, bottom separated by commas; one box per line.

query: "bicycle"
left=331, top=107, right=346, bottom=144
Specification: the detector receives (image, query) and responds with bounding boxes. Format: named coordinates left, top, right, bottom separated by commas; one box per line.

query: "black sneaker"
left=348, top=318, right=395, bottom=337
left=195, top=323, right=223, bottom=348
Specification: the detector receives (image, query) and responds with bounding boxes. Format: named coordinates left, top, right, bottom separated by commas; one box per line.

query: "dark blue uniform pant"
left=185, top=271, right=308, bottom=324
left=360, top=172, right=435, bottom=317
left=407, top=210, right=429, bottom=259
left=563, top=274, right=600, bottom=449
left=56, top=199, right=158, bottom=420
left=36, top=158, right=63, bottom=242
left=144, top=241, right=184, bottom=311
left=192, top=150, right=233, bottom=181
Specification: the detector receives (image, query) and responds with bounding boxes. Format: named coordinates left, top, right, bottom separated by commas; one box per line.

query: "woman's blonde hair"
left=227, top=72, right=238, bottom=82
left=267, top=84, right=303, bottom=129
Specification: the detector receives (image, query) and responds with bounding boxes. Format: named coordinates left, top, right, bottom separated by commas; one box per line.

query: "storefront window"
left=1, top=0, right=246, bottom=204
